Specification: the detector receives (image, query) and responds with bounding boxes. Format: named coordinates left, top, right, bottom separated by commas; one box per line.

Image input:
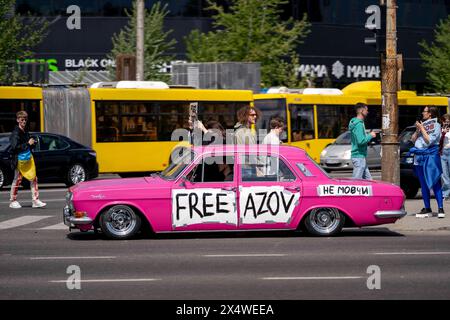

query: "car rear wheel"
left=304, top=207, right=344, bottom=236
left=66, top=163, right=87, bottom=186
left=99, top=205, right=142, bottom=240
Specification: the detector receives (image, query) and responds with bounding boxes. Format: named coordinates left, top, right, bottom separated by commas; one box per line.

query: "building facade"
left=15, top=0, right=450, bottom=92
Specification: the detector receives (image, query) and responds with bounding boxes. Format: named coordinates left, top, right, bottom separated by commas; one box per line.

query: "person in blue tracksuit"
left=410, top=106, right=445, bottom=218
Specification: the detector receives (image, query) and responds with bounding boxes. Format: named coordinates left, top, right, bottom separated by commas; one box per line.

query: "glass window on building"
left=289, top=104, right=315, bottom=141
left=316, top=105, right=354, bottom=139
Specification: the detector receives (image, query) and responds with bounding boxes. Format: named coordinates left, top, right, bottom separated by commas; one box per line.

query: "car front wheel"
left=0, top=167, right=6, bottom=189
left=99, top=205, right=142, bottom=240
left=303, top=208, right=345, bottom=236
left=66, top=163, right=87, bottom=186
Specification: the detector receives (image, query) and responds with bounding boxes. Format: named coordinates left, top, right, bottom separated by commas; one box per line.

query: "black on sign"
left=364, top=4, right=386, bottom=52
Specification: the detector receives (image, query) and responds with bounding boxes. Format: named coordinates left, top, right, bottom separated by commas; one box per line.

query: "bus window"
left=0, top=99, right=40, bottom=133
left=254, top=98, right=287, bottom=132
left=96, top=101, right=254, bottom=143
left=95, top=101, right=187, bottom=142
left=198, top=102, right=249, bottom=130
left=316, top=105, right=354, bottom=139
left=289, top=104, right=315, bottom=141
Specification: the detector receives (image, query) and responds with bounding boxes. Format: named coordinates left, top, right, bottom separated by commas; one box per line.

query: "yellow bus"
left=254, top=81, right=449, bottom=162
left=90, top=82, right=254, bottom=174
left=0, top=86, right=44, bottom=133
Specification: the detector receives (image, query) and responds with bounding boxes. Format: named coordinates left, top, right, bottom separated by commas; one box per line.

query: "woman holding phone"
left=440, top=114, right=450, bottom=203
left=410, top=106, right=444, bottom=218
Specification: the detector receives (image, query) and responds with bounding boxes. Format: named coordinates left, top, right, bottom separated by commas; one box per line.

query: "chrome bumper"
left=63, top=205, right=93, bottom=227
left=374, top=208, right=407, bottom=219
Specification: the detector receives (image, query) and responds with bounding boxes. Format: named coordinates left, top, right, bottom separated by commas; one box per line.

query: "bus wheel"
left=66, top=164, right=87, bottom=186
left=100, top=205, right=141, bottom=240
left=304, top=208, right=344, bottom=236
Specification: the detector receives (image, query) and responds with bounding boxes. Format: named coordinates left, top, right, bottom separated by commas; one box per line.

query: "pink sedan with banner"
left=63, top=145, right=406, bottom=239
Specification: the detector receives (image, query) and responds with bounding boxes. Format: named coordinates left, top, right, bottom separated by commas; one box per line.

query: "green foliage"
left=419, top=14, right=450, bottom=93
left=185, top=0, right=310, bottom=87
left=0, top=0, right=48, bottom=84
left=107, top=1, right=176, bottom=82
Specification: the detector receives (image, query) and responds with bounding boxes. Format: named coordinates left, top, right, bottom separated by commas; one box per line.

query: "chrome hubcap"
left=70, top=165, right=86, bottom=184
left=309, top=208, right=341, bottom=234
left=105, top=206, right=137, bottom=236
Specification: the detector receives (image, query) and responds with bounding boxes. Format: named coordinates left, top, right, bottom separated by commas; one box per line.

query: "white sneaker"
left=32, top=200, right=47, bottom=208
left=415, top=213, right=430, bottom=218
left=9, top=201, right=22, bottom=209
left=438, top=213, right=445, bottom=219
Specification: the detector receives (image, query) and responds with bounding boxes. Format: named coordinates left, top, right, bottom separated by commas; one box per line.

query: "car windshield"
left=0, top=135, right=9, bottom=152
left=399, top=128, right=415, bottom=144
left=334, top=131, right=351, bottom=145
left=160, top=149, right=195, bottom=180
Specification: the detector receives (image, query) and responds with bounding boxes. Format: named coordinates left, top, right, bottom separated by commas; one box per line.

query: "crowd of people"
left=9, top=104, right=450, bottom=219
left=350, top=103, right=448, bottom=219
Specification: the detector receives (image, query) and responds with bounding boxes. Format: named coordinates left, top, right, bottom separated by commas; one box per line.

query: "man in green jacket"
left=349, top=103, right=376, bottom=179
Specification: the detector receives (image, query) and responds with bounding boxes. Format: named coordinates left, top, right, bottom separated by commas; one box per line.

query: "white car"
left=320, top=130, right=381, bottom=171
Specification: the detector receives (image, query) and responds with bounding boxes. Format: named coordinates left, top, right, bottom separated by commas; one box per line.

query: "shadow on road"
left=66, top=227, right=404, bottom=241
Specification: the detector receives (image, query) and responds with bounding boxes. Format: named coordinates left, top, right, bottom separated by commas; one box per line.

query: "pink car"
left=63, top=145, right=406, bottom=239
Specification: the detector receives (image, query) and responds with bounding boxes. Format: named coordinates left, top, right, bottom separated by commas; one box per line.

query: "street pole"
left=380, top=0, right=400, bottom=185
left=136, top=0, right=145, bottom=81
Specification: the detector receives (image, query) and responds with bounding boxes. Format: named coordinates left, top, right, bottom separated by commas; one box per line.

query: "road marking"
left=0, top=216, right=52, bottom=230
left=203, top=254, right=287, bottom=258
left=0, top=199, right=65, bottom=204
left=374, top=252, right=450, bottom=255
left=31, top=256, right=116, bottom=260
left=50, top=278, right=160, bottom=283
left=39, top=223, right=67, bottom=230
left=262, top=276, right=363, bottom=280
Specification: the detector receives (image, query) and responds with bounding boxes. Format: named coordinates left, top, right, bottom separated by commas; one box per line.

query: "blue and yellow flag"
left=17, top=150, right=36, bottom=181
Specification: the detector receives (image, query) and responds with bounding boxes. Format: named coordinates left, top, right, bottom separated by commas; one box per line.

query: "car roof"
left=189, top=144, right=308, bottom=159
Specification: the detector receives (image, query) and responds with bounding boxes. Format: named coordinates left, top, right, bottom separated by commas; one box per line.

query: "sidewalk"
left=380, top=198, right=450, bottom=232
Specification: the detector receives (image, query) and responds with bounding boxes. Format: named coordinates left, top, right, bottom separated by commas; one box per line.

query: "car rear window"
left=0, top=136, right=9, bottom=152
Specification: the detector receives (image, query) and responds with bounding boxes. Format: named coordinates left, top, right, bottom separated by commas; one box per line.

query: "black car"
left=399, top=126, right=421, bottom=198
left=0, top=132, right=98, bottom=189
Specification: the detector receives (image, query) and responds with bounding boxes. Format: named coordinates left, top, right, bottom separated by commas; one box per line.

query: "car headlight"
left=320, top=149, right=327, bottom=157
left=65, top=192, right=73, bottom=203
left=65, top=192, right=75, bottom=211
left=343, top=150, right=351, bottom=159
left=88, top=151, right=96, bottom=157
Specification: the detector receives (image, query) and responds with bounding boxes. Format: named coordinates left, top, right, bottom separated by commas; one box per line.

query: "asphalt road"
left=1, top=182, right=450, bottom=300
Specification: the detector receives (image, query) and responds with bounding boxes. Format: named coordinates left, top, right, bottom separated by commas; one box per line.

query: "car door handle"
left=222, top=187, right=237, bottom=192
left=285, top=186, right=300, bottom=192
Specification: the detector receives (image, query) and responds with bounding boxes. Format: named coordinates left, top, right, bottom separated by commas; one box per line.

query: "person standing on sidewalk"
left=410, top=106, right=444, bottom=218
left=9, top=111, right=46, bottom=209
left=349, top=103, right=376, bottom=179
left=439, top=114, right=450, bottom=201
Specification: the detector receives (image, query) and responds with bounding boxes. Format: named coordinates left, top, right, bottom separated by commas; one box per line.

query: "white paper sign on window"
left=172, top=188, right=236, bottom=228
left=239, top=186, right=300, bottom=224
left=317, top=185, right=373, bottom=196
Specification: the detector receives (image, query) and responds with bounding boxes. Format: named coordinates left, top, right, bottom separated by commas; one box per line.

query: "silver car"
left=320, top=130, right=381, bottom=171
